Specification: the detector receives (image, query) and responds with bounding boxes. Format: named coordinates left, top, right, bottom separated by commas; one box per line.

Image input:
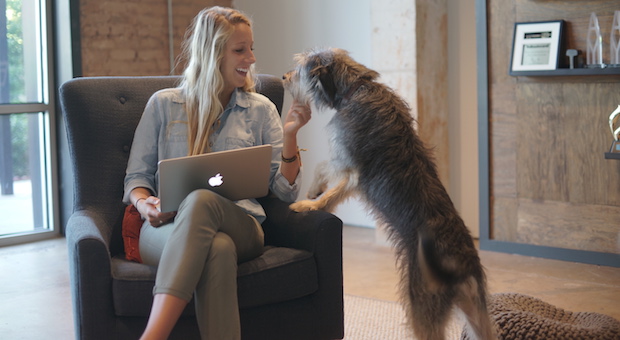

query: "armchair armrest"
left=256, top=197, right=345, bottom=338
left=258, top=196, right=343, bottom=252
left=65, top=209, right=117, bottom=339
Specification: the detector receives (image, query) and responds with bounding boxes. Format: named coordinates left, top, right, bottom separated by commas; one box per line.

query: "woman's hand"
left=136, top=196, right=177, bottom=227
left=283, top=100, right=312, bottom=137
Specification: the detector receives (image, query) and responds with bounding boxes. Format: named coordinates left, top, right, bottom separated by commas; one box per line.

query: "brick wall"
left=80, top=0, right=232, bottom=76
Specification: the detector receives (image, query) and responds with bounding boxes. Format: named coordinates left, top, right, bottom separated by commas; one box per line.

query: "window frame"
left=0, top=0, right=59, bottom=246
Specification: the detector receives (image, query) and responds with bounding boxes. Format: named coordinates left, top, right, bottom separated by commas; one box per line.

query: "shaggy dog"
left=283, top=48, right=495, bottom=340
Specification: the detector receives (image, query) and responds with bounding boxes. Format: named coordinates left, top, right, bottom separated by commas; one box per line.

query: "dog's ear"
left=314, top=65, right=337, bottom=105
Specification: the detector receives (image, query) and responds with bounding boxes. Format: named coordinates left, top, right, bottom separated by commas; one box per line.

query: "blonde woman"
left=123, top=7, right=311, bottom=339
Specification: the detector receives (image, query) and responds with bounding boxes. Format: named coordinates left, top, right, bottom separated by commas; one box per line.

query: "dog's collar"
left=338, top=79, right=366, bottom=107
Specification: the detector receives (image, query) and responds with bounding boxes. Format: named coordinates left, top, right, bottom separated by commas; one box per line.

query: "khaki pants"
left=139, top=189, right=264, bottom=340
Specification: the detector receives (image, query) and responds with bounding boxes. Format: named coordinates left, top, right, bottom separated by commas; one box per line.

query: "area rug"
left=344, top=293, right=620, bottom=339
left=344, top=294, right=465, bottom=339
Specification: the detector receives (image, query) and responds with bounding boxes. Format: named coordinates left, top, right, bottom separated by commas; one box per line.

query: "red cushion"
left=122, top=204, right=143, bottom=263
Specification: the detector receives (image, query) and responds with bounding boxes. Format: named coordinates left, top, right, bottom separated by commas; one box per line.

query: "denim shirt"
left=123, top=87, right=301, bottom=223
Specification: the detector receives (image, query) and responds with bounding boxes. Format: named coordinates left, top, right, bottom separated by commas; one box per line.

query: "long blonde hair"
left=179, top=6, right=256, bottom=155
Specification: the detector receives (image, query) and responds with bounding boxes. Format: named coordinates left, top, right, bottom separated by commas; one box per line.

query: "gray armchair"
left=59, top=74, right=344, bottom=340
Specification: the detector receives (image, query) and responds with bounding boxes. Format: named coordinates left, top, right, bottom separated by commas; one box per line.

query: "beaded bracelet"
left=282, top=148, right=307, bottom=164
left=281, top=151, right=298, bottom=163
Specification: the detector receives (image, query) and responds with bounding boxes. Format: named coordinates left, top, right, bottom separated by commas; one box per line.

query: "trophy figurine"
left=611, top=11, right=620, bottom=67
left=609, top=105, right=620, bottom=154
left=587, top=12, right=604, bottom=68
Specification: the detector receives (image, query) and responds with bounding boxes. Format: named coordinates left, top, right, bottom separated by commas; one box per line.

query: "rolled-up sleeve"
left=271, top=163, right=302, bottom=202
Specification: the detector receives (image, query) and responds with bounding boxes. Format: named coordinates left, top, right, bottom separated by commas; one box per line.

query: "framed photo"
left=510, top=20, right=565, bottom=72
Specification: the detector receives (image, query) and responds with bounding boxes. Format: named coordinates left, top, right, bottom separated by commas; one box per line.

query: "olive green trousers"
left=140, top=189, right=264, bottom=340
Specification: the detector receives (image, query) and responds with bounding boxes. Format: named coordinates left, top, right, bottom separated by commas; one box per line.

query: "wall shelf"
left=605, top=152, right=620, bottom=160
left=510, top=67, right=620, bottom=77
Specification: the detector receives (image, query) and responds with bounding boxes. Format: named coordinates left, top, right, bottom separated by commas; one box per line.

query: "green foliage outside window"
left=6, top=0, right=24, bottom=102
left=4, top=0, right=28, bottom=178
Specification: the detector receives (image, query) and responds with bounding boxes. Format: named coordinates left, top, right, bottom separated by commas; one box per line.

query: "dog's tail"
left=420, top=233, right=460, bottom=285
left=417, top=228, right=476, bottom=288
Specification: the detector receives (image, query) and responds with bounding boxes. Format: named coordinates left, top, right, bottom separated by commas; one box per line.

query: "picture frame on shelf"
left=510, top=20, right=565, bottom=73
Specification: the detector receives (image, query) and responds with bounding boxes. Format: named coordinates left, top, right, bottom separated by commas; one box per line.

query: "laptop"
left=157, top=144, right=272, bottom=212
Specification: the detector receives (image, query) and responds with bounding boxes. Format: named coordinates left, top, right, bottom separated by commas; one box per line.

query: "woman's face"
left=220, top=23, right=256, bottom=95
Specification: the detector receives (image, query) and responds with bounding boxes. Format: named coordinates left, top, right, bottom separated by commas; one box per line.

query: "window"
left=0, top=0, right=56, bottom=244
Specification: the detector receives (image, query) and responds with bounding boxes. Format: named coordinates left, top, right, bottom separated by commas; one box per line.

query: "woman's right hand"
left=136, top=196, right=177, bottom=227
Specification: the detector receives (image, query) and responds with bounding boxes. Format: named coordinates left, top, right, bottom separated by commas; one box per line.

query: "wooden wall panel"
left=517, top=83, right=569, bottom=202
left=514, top=82, right=620, bottom=206
left=490, top=82, right=517, bottom=199
left=416, top=0, right=449, bottom=189
left=492, top=197, right=518, bottom=241
left=562, top=84, right=620, bottom=206
left=487, top=0, right=515, bottom=83
left=487, top=0, right=620, bottom=255
left=517, top=199, right=620, bottom=254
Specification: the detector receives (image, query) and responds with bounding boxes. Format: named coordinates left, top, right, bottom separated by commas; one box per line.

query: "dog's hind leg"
left=455, top=278, right=496, bottom=340
left=398, top=256, right=451, bottom=340
left=408, top=292, right=452, bottom=340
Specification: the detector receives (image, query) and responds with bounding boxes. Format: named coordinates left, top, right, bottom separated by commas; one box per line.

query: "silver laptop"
left=157, top=144, right=272, bottom=212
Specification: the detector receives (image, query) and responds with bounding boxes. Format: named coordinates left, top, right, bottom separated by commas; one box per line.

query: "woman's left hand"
left=280, top=100, right=311, bottom=184
left=283, top=100, right=312, bottom=136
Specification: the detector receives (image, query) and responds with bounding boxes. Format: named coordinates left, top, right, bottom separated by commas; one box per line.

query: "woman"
left=123, top=7, right=311, bottom=340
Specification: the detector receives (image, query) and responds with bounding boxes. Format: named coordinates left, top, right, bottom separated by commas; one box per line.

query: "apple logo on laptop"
left=208, top=173, right=224, bottom=187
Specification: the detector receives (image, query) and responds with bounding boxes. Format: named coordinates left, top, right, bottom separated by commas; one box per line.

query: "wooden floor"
left=1, top=225, right=619, bottom=339
left=343, top=226, right=620, bottom=318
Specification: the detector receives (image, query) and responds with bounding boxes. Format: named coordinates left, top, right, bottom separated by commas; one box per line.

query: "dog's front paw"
left=306, top=182, right=327, bottom=200
left=290, top=200, right=321, bottom=212
left=306, top=189, right=324, bottom=200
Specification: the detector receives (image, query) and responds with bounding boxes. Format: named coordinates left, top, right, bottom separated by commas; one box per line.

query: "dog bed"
left=460, top=293, right=620, bottom=340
